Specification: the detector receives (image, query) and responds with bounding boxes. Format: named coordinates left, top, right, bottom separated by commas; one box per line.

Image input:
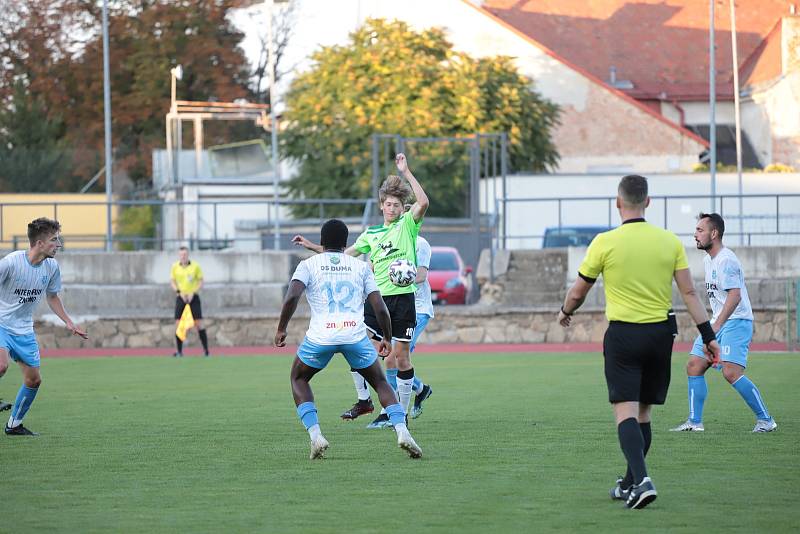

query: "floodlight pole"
left=102, top=0, right=113, bottom=251
left=709, top=0, right=717, bottom=211
left=267, top=0, right=281, bottom=250
left=729, top=0, right=744, bottom=244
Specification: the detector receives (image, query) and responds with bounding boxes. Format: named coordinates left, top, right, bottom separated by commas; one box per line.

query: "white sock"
left=351, top=371, right=371, bottom=401
left=397, top=376, right=414, bottom=415
left=394, top=422, right=409, bottom=435
left=308, top=424, right=322, bottom=441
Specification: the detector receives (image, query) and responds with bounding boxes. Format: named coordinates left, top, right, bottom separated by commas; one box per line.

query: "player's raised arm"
left=396, top=153, right=428, bottom=223
left=292, top=235, right=323, bottom=254
left=275, top=280, right=306, bottom=347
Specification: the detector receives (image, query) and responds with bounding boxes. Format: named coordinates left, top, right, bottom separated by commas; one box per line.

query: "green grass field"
left=2, top=352, right=798, bottom=533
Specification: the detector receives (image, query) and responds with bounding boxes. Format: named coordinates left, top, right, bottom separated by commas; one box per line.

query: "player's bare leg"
left=290, top=358, right=328, bottom=459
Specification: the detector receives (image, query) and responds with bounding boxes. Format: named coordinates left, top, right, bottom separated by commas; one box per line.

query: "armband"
left=696, top=321, right=716, bottom=345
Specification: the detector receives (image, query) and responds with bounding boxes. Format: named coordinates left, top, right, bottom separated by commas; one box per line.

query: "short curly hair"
left=378, top=175, right=413, bottom=205
left=27, top=217, right=61, bottom=246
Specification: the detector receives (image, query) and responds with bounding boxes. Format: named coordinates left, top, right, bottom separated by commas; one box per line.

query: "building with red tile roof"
left=476, top=0, right=800, bottom=168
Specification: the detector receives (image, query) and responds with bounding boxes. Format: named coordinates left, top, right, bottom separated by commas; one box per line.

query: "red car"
left=428, top=246, right=473, bottom=305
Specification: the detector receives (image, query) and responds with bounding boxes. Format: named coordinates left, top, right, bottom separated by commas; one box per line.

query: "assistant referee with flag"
left=557, top=174, right=721, bottom=510
left=170, top=246, right=209, bottom=357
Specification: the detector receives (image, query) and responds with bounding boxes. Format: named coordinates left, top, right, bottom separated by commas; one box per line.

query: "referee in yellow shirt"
left=170, top=246, right=209, bottom=357
left=558, top=174, right=721, bottom=510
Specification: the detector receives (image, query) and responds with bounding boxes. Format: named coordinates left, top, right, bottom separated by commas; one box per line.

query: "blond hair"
left=378, top=175, right=413, bottom=204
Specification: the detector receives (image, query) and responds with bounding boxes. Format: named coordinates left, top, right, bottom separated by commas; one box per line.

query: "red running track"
left=41, top=342, right=791, bottom=358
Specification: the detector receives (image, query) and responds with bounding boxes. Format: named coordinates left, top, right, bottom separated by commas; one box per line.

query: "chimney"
left=782, top=15, right=800, bottom=74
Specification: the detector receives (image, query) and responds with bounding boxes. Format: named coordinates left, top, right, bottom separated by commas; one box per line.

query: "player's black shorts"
left=603, top=319, right=674, bottom=405
left=174, top=294, right=203, bottom=320
left=364, top=293, right=416, bottom=343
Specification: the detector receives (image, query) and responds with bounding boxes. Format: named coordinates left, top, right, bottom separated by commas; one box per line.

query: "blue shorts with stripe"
left=0, top=327, right=41, bottom=368
left=297, top=336, right=378, bottom=370
left=691, top=319, right=752, bottom=368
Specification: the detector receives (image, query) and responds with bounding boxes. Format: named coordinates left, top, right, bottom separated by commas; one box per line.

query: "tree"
left=0, top=0, right=257, bottom=189
left=281, top=18, right=560, bottom=217
left=0, top=83, right=77, bottom=192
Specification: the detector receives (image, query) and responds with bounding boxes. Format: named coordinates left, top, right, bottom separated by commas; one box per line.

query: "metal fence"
left=494, top=193, right=800, bottom=249
left=0, top=197, right=374, bottom=252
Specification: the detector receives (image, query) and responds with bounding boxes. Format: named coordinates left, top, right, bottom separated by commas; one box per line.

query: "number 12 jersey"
left=291, top=252, right=379, bottom=345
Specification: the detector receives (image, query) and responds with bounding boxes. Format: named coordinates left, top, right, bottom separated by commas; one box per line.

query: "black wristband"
left=560, top=305, right=573, bottom=317
left=176, top=290, right=181, bottom=295
left=697, top=321, right=716, bottom=345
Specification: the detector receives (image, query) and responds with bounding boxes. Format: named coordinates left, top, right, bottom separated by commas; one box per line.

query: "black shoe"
left=625, top=477, right=657, bottom=509
left=366, top=413, right=392, bottom=429
left=610, top=476, right=631, bottom=500
left=411, top=384, right=433, bottom=419
left=5, top=424, right=38, bottom=436
left=204, top=351, right=210, bottom=357
left=341, top=399, right=374, bottom=420
left=173, top=352, right=183, bottom=358
left=0, top=399, right=11, bottom=412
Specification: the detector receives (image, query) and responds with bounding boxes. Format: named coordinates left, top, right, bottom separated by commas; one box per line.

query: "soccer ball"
left=388, top=259, right=417, bottom=287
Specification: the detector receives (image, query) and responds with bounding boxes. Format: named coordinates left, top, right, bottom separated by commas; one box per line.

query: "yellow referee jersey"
left=171, top=261, right=203, bottom=294
left=578, top=219, right=688, bottom=324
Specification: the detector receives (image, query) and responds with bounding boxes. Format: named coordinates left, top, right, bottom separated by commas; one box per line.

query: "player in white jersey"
left=0, top=218, right=88, bottom=436
left=274, top=219, right=422, bottom=459
left=671, top=213, right=776, bottom=433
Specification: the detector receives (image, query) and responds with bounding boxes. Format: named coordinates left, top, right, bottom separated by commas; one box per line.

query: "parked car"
left=542, top=226, right=614, bottom=248
left=428, top=246, right=473, bottom=305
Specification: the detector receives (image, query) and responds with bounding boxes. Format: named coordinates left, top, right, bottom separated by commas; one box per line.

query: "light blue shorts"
left=409, top=313, right=431, bottom=353
left=0, top=327, right=41, bottom=368
left=297, top=336, right=378, bottom=370
left=690, top=319, right=753, bottom=368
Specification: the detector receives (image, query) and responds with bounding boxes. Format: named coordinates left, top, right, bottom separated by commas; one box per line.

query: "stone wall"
left=35, top=306, right=791, bottom=350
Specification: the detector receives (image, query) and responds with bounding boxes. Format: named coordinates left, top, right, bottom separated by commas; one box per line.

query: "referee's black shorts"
left=364, top=293, right=416, bottom=343
left=174, top=294, right=203, bottom=320
left=603, top=320, right=674, bottom=405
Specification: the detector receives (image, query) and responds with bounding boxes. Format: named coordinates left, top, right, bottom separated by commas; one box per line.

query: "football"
left=388, top=259, right=417, bottom=287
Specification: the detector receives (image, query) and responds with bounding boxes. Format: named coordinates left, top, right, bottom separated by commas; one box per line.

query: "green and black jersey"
left=354, top=211, right=422, bottom=296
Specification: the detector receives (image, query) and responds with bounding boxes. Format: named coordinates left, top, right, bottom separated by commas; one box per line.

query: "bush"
left=764, top=163, right=796, bottom=173
left=115, top=205, right=158, bottom=250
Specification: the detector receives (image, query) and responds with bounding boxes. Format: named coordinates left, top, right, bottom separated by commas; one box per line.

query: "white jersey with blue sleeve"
left=414, top=236, right=434, bottom=318
left=0, top=250, right=62, bottom=335
left=292, top=252, right=378, bottom=345
left=704, top=247, right=753, bottom=323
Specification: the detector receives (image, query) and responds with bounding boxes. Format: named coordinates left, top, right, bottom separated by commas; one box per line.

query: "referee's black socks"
left=621, top=421, right=651, bottom=488
left=618, top=418, right=648, bottom=486
left=199, top=329, right=209, bottom=353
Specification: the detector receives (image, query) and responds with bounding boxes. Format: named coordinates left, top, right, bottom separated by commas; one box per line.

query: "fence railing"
left=494, top=193, right=800, bottom=249
left=0, top=197, right=374, bottom=251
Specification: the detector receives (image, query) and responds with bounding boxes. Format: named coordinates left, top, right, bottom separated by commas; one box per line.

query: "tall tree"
left=0, top=0, right=257, bottom=189
left=0, top=82, right=76, bottom=192
left=282, top=18, right=560, bottom=218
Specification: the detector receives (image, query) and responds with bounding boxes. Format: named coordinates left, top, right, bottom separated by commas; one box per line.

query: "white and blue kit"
left=0, top=250, right=62, bottom=368
left=690, top=247, right=753, bottom=367
left=293, top=252, right=380, bottom=370
left=410, top=236, right=434, bottom=353
left=684, top=246, right=772, bottom=427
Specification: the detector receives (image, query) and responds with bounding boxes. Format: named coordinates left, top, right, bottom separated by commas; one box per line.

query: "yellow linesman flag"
left=176, top=303, right=195, bottom=341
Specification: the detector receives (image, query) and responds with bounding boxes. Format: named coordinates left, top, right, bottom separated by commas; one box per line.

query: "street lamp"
left=102, top=0, right=113, bottom=251
left=170, top=65, right=183, bottom=110
left=266, top=0, right=289, bottom=250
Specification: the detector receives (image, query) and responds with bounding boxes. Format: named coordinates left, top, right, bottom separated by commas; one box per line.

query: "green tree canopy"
left=282, top=18, right=560, bottom=218
left=0, top=0, right=255, bottom=188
